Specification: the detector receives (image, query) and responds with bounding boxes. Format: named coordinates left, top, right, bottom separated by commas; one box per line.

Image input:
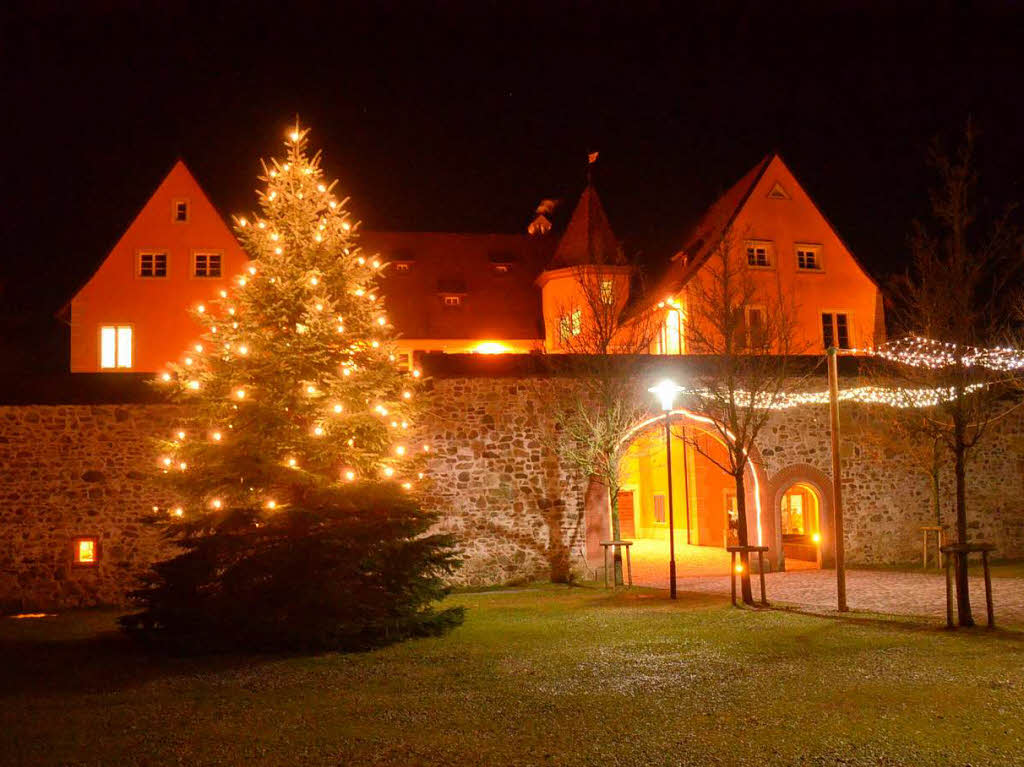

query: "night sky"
left=4, top=0, right=1024, bottom=372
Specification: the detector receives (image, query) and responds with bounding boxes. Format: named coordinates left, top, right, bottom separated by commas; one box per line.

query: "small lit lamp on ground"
left=649, top=379, right=684, bottom=600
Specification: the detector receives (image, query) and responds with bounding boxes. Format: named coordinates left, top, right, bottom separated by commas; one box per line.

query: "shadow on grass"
left=0, top=611, right=290, bottom=697
left=761, top=602, right=1024, bottom=643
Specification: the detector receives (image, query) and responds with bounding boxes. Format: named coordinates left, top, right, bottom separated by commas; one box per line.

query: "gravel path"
left=652, top=568, right=1024, bottom=624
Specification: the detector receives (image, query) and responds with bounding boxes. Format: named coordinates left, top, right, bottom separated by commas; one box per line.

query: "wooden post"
left=827, top=347, right=849, bottom=612
left=758, top=549, right=767, bottom=606
left=944, top=549, right=954, bottom=629
left=730, top=551, right=737, bottom=607
left=625, top=544, right=633, bottom=588
left=983, top=549, right=995, bottom=629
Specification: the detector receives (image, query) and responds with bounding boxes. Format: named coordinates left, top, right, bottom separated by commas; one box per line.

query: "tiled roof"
left=362, top=231, right=554, bottom=340
left=548, top=185, right=625, bottom=268
left=642, top=153, right=774, bottom=307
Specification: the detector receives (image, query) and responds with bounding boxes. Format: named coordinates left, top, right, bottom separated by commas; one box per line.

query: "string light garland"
left=853, top=336, right=1024, bottom=372
left=153, top=120, right=427, bottom=522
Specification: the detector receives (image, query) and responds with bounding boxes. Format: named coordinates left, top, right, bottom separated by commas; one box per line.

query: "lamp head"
left=648, top=379, right=684, bottom=412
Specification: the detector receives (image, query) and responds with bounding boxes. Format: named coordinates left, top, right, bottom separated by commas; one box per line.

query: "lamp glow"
left=648, top=379, right=684, bottom=412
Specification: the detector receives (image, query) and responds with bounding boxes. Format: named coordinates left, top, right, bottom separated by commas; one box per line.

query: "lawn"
left=2, top=586, right=1023, bottom=766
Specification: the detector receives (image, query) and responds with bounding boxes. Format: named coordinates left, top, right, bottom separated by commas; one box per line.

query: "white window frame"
left=137, top=250, right=168, bottom=278
left=821, top=310, right=852, bottom=350
left=744, top=239, right=775, bottom=269
left=99, top=324, right=133, bottom=369
left=443, top=295, right=462, bottom=307
left=192, top=251, right=223, bottom=278
left=795, top=243, right=824, bottom=272
left=559, top=308, right=582, bottom=343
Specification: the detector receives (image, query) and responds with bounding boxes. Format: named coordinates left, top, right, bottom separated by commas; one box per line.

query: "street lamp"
left=649, top=379, right=684, bottom=599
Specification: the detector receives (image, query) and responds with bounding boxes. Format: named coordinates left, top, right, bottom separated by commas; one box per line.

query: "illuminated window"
left=73, top=537, right=98, bottom=565
left=138, top=252, right=167, bottom=278
left=173, top=200, right=189, bottom=222
left=193, top=253, right=222, bottom=278
left=100, top=325, right=133, bottom=369
left=658, top=308, right=683, bottom=354
left=443, top=295, right=462, bottom=307
left=493, top=263, right=510, bottom=274
left=653, top=494, right=666, bottom=524
left=559, top=309, right=582, bottom=342
left=600, top=279, right=614, bottom=304
left=394, top=262, right=410, bottom=272
left=745, top=240, right=774, bottom=268
left=822, top=312, right=850, bottom=350
left=782, top=493, right=805, bottom=535
left=796, top=244, right=822, bottom=271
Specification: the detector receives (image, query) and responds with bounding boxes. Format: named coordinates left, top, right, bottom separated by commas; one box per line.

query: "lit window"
left=559, top=309, right=582, bottom=342
left=782, top=493, right=805, bottom=535
left=822, top=312, right=851, bottom=350
left=796, top=244, right=822, bottom=271
left=600, top=279, right=614, bottom=304
left=138, top=252, right=167, bottom=278
left=394, top=262, right=410, bottom=272
left=100, top=325, right=133, bottom=369
left=443, top=295, right=462, bottom=307
left=493, top=263, right=510, bottom=274
left=653, top=494, right=666, bottom=524
left=194, top=253, right=222, bottom=278
left=73, top=537, right=97, bottom=565
left=745, top=240, right=774, bottom=268
left=657, top=308, right=683, bottom=354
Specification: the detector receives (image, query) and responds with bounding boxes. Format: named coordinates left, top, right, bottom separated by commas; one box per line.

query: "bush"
left=121, top=485, right=464, bottom=652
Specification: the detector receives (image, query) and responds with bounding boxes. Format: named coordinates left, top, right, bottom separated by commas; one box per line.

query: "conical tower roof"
left=548, top=184, right=625, bottom=269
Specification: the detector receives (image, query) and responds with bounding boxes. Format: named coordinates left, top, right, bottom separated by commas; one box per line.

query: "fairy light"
left=309, top=276, right=319, bottom=286
left=313, top=425, right=324, bottom=436
left=235, top=388, right=246, bottom=399
left=194, top=344, right=203, bottom=353
left=688, top=382, right=990, bottom=411
left=333, top=403, right=343, bottom=413
left=211, top=431, right=222, bottom=441
left=177, top=430, right=186, bottom=439
left=402, top=482, right=412, bottom=490
left=178, top=462, right=187, bottom=471
left=162, top=457, right=172, bottom=466
left=161, top=372, right=171, bottom=382
left=395, top=445, right=406, bottom=456
left=306, top=385, right=317, bottom=395
left=855, top=336, right=1024, bottom=372
left=211, top=499, right=222, bottom=509
left=238, top=345, right=248, bottom=355
left=383, top=466, right=395, bottom=477
left=173, top=507, right=184, bottom=517
left=184, top=357, right=193, bottom=366
left=403, top=391, right=412, bottom=399
left=197, top=304, right=205, bottom=313
left=219, top=290, right=228, bottom=298
left=188, top=380, right=200, bottom=390
left=344, top=469, right=356, bottom=481
left=266, top=500, right=277, bottom=510
left=288, top=458, right=298, bottom=468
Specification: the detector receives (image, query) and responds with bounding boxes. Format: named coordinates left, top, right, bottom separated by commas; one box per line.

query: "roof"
left=547, top=184, right=625, bottom=269
left=362, top=231, right=555, bottom=340
left=643, top=153, right=774, bottom=307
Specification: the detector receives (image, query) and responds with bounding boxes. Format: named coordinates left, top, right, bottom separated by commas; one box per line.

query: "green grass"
left=2, top=586, right=1023, bottom=766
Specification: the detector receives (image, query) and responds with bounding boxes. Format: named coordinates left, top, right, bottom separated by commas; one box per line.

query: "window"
left=657, top=308, right=683, bottom=354
left=193, top=252, right=222, bottom=278
left=600, top=279, right=614, bottom=304
left=394, top=263, right=410, bottom=273
left=559, top=309, right=582, bottom=342
left=796, top=244, right=822, bottom=271
left=173, top=200, right=189, bottom=222
left=493, top=263, right=510, bottom=274
left=73, top=537, right=98, bottom=566
left=443, top=295, right=462, bottom=307
left=138, top=252, right=167, bottom=278
left=745, top=240, right=774, bottom=268
left=100, top=325, right=132, bottom=369
left=744, top=306, right=766, bottom=348
left=653, top=494, right=666, bottom=524
left=821, top=312, right=851, bottom=350
left=781, top=493, right=805, bottom=536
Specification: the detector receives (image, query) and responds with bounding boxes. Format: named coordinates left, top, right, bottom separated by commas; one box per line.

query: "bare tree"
left=544, top=264, right=658, bottom=585
left=886, top=122, right=1021, bottom=626
left=683, top=220, right=807, bottom=604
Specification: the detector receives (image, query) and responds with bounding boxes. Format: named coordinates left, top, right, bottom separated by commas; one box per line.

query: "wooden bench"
left=940, top=542, right=995, bottom=628
left=726, top=545, right=769, bottom=606
left=600, top=540, right=633, bottom=589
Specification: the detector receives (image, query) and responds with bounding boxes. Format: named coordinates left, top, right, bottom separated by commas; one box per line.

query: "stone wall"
left=0, top=405, right=179, bottom=612
left=2, top=376, right=1023, bottom=610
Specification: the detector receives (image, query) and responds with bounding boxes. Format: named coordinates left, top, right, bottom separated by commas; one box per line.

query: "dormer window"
left=443, top=295, right=462, bottom=307
left=493, top=263, right=510, bottom=274
left=138, top=252, right=167, bottom=278
left=193, top=252, right=222, bottom=278
left=173, top=199, right=189, bottom=222
left=394, top=263, right=410, bottom=273
left=489, top=251, right=515, bottom=275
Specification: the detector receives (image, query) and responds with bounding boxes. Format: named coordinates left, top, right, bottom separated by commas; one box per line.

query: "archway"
left=584, top=409, right=771, bottom=580
left=769, top=464, right=836, bottom=571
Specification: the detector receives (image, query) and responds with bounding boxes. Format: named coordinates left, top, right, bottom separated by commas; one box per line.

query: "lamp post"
left=649, top=379, right=684, bottom=599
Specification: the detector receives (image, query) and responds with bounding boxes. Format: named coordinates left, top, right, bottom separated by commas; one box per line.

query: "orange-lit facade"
left=65, top=153, right=882, bottom=372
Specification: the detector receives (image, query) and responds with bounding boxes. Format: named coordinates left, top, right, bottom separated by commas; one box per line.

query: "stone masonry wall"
left=2, top=379, right=1023, bottom=610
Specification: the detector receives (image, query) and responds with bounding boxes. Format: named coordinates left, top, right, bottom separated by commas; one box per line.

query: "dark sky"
left=4, top=0, right=1024, bottom=371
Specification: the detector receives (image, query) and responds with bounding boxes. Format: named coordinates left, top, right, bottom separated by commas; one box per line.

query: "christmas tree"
left=121, top=123, right=463, bottom=651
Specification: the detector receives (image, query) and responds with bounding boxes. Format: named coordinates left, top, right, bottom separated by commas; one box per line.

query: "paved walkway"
left=640, top=568, right=1024, bottom=624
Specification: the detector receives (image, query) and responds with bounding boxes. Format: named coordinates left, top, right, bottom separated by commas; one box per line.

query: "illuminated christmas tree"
left=123, top=123, right=463, bottom=651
